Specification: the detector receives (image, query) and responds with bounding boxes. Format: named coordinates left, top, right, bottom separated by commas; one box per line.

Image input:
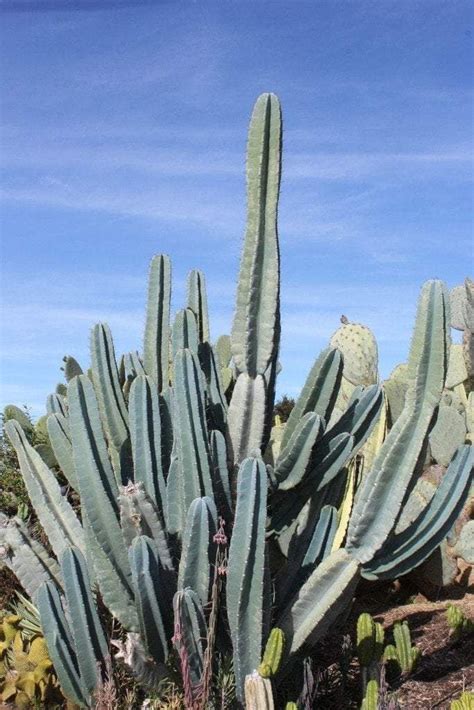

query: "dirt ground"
left=307, top=582, right=474, bottom=710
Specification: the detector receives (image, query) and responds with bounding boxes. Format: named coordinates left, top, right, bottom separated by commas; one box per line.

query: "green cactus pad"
left=330, top=321, right=378, bottom=387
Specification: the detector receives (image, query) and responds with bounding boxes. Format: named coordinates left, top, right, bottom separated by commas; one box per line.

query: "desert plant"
left=383, top=621, right=420, bottom=676
left=0, top=611, right=63, bottom=708
left=446, top=604, right=474, bottom=640
left=258, top=628, right=285, bottom=679
left=451, top=691, right=474, bottom=710
left=2, top=93, right=473, bottom=709
left=274, top=396, right=295, bottom=423
left=361, top=679, right=379, bottom=710
left=356, top=612, right=384, bottom=690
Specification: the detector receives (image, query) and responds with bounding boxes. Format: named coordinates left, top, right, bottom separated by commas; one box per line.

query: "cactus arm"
left=394, top=622, right=410, bottom=673
left=62, top=355, right=83, bottom=381
left=68, top=375, right=120, bottom=520
left=209, top=429, right=232, bottom=517
left=198, top=341, right=228, bottom=431
left=281, top=348, right=343, bottom=450
left=274, top=412, right=323, bottom=490
left=129, top=536, right=169, bottom=664
left=258, top=628, right=285, bottom=678
left=332, top=462, right=358, bottom=551
left=362, top=444, right=473, bottom=580
left=173, top=588, right=208, bottom=687
left=165, top=452, right=183, bottom=535
left=187, top=269, right=210, bottom=343
left=46, top=393, right=67, bottom=417
left=90, top=323, right=130, bottom=458
left=36, top=582, right=89, bottom=707
left=231, top=93, right=282, bottom=377
left=47, top=412, right=78, bottom=490
left=128, top=375, right=166, bottom=511
left=61, top=547, right=108, bottom=694
left=361, top=679, right=379, bottom=710
left=83, top=522, right=138, bottom=631
left=277, top=548, right=360, bottom=659
left=68, top=375, right=138, bottom=629
left=346, top=281, right=449, bottom=562
left=301, top=505, right=338, bottom=569
left=0, top=515, right=62, bottom=597
left=122, top=351, right=146, bottom=398
left=5, top=420, right=85, bottom=558
left=269, top=433, right=353, bottom=537
left=244, top=672, right=275, bottom=710
left=227, top=457, right=268, bottom=701
left=178, top=497, right=217, bottom=605
left=227, top=372, right=266, bottom=463
left=277, top=506, right=337, bottom=609
left=325, top=384, right=383, bottom=453
left=174, top=349, right=214, bottom=513
left=143, top=254, right=171, bottom=391
left=119, top=483, right=174, bottom=572
left=172, top=309, right=199, bottom=361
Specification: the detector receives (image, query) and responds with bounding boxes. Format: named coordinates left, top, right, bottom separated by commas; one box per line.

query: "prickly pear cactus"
left=330, top=318, right=378, bottom=388
left=383, top=363, right=408, bottom=426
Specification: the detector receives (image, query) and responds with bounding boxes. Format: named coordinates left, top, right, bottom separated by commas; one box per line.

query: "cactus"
left=36, top=547, right=109, bottom=707
left=173, top=588, right=208, bottom=703
left=0, top=616, right=62, bottom=709
left=356, top=612, right=384, bottom=692
left=3, top=404, right=33, bottom=432
left=244, top=671, right=275, bottom=710
left=129, top=536, right=170, bottom=666
left=357, top=613, right=384, bottom=667
left=4, top=93, right=473, bottom=709
left=446, top=604, right=474, bottom=640
left=451, top=691, right=474, bottom=710
left=143, top=254, right=171, bottom=392
left=329, top=319, right=378, bottom=388
left=258, top=628, right=285, bottom=678
left=383, top=363, right=408, bottom=426
left=227, top=457, right=269, bottom=701
left=0, top=514, right=61, bottom=598
left=383, top=621, right=420, bottom=675
left=361, top=679, right=379, bottom=710
left=178, top=496, right=217, bottom=605
left=429, top=394, right=467, bottom=467
left=62, top=355, right=83, bottom=382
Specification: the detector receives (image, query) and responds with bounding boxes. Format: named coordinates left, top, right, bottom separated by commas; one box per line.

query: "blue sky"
left=1, top=0, right=472, bottom=416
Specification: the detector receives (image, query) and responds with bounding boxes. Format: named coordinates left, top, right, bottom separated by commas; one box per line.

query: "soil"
left=306, top=582, right=474, bottom=710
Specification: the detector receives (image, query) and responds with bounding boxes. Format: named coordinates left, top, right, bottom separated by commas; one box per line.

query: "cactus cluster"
left=362, top=275, right=474, bottom=589
left=1, top=93, right=473, bottom=708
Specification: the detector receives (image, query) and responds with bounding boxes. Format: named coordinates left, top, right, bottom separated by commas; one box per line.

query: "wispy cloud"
left=1, top=1, right=471, bottom=415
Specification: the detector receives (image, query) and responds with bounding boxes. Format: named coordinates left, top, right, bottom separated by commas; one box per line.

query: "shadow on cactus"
left=2, top=93, right=473, bottom=708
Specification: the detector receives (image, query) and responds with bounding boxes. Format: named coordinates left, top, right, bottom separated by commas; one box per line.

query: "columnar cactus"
left=383, top=621, right=420, bottom=675
left=2, top=93, right=473, bottom=709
